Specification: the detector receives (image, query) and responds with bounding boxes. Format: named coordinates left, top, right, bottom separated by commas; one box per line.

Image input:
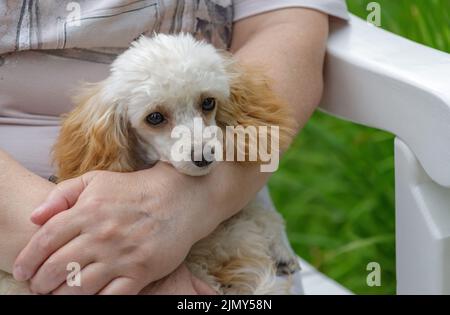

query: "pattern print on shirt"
left=0, top=0, right=233, bottom=63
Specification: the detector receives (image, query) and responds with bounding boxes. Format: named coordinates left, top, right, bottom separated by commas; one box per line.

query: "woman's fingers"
left=51, top=262, right=114, bottom=295
left=30, top=177, right=83, bottom=225
left=28, top=235, right=94, bottom=294
left=98, top=277, right=144, bottom=295
left=192, top=276, right=217, bottom=295
left=13, top=210, right=81, bottom=282
left=30, top=172, right=98, bottom=225
left=139, top=264, right=217, bottom=295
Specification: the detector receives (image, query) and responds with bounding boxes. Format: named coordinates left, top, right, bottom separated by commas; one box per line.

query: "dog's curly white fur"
left=0, top=34, right=300, bottom=294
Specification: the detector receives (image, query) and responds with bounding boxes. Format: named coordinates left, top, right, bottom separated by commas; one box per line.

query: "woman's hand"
left=140, top=263, right=216, bottom=295
left=13, top=162, right=221, bottom=294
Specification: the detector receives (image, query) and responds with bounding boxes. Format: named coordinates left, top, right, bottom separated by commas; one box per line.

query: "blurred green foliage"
left=268, top=0, right=450, bottom=294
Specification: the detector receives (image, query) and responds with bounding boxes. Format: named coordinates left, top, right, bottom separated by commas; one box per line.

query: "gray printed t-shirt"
left=0, top=0, right=348, bottom=178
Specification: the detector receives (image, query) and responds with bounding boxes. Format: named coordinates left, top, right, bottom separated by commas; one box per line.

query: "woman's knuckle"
left=96, top=222, right=121, bottom=241
left=29, top=279, right=44, bottom=294
left=45, top=267, right=63, bottom=287
left=86, top=170, right=102, bottom=177
left=84, top=170, right=105, bottom=182
left=119, top=250, right=150, bottom=278
left=84, top=196, right=105, bottom=209
left=132, top=261, right=149, bottom=279
left=37, top=229, right=53, bottom=252
left=135, top=249, right=152, bottom=270
left=120, top=242, right=139, bottom=256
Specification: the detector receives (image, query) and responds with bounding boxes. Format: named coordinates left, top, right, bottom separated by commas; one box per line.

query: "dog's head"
left=54, top=34, right=296, bottom=180
left=108, top=34, right=231, bottom=176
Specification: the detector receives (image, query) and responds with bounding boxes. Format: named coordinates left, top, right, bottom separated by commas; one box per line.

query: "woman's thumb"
left=30, top=174, right=93, bottom=225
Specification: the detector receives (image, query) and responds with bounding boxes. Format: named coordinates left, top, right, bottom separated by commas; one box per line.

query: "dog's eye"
left=146, top=112, right=165, bottom=125
left=201, top=97, right=216, bottom=111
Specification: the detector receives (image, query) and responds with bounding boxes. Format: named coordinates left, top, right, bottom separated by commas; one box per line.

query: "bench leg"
left=395, top=138, right=450, bottom=294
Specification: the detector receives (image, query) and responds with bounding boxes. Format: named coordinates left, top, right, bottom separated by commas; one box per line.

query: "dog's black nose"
left=191, top=150, right=213, bottom=168
left=193, top=158, right=212, bottom=168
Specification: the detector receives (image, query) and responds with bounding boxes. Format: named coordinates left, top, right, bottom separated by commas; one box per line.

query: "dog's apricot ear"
left=53, top=83, right=139, bottom=180
left=216, top=63, right=297, bottom=163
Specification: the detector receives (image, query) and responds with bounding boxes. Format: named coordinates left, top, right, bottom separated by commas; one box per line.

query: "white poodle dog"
left=1, top=34, right=300, bottom=294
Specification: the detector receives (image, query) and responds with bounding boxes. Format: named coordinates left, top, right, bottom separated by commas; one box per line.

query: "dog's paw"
left=275, top=259, right=300, bottom=276
left=269, top=233, right=300, bottom=276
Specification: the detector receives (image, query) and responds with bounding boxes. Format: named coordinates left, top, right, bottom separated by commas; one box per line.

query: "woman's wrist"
left=0, top=150, right=55, bottom=272
left=205, top=162, right=271, bottom=228
left=148, top=161, right=269, bottom=244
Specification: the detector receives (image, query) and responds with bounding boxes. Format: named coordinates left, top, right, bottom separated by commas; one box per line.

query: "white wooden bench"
left=300, top=14, right=450, bottom=295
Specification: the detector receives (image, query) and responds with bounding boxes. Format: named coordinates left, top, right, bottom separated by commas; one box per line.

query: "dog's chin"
left=172, top=161, right=216, bottom=177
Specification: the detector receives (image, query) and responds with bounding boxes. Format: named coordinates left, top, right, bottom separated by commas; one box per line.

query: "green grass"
left=268, top=0, right=450, bottom=294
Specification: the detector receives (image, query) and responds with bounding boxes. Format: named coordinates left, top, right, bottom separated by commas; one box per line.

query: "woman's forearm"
left=209, top=9, right=329, bottom=223
left=231, top=8, right=329, bottom=127
left=0, top=150, right=54, bottom=272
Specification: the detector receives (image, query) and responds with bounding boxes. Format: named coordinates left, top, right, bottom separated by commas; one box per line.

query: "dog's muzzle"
left=191, top=150, right=214, bottom=168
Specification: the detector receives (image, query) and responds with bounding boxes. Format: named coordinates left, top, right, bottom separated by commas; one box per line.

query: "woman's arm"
left=0, top=149, right=54, bottom=272
left=232, top=8, right=328, bottom=126
left=13, top=8, right=329, bottom=294
left=211, top=8, right=329, bottom=220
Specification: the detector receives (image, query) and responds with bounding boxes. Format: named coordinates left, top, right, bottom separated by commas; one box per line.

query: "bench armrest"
left=320, top=14, right=450, bottom=187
